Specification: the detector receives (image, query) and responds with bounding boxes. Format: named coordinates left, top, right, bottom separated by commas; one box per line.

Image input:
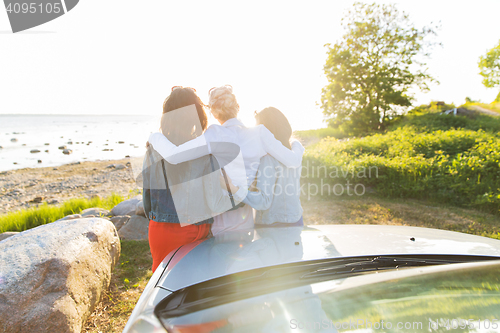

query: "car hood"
left=157, top=224, right=500, bottom=291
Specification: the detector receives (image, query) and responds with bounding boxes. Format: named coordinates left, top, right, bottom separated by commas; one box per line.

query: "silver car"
left=124, top=225, right=500, bottom=332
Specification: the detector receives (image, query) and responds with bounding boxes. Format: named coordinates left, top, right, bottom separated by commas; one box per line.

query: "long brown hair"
left=255, top=107, right=292, bottom=149
left=162, top=87, right=208, bottom=145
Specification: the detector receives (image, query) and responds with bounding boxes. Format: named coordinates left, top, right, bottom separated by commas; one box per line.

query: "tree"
left=478, top=40, right=500, bottom=102
left=321, top=2, right=438, bottom=134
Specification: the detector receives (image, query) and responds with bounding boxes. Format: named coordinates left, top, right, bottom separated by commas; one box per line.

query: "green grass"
left=0, top=193, right=125, bottom=233
left=462, top=101, right=500, bottom=114
left=84, top=240, right=153, bottom=333
left=303, top=112, right=500, bottom=215
left=295, top=127, right=346, bottom=140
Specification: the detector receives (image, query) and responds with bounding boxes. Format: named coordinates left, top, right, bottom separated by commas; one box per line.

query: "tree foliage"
left=478, top=39, right=500, bottom=101
left=321, top=2, right=438, bottom=135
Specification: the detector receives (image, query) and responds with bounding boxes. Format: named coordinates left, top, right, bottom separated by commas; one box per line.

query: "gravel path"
left=468, top=105, right=500, bottom=117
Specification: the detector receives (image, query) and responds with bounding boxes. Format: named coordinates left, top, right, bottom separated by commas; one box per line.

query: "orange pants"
left=149, top=220, right=211, bottom=272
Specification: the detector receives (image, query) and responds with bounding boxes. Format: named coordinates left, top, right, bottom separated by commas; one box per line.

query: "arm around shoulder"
left=259, top=125, right=304, bottom=168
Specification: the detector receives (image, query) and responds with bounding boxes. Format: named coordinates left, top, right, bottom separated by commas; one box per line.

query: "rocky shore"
left=0, top=158, right=141, bottom=215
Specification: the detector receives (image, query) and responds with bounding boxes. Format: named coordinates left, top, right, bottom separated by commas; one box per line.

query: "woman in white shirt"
left=148, top=85, right=304, bottom=235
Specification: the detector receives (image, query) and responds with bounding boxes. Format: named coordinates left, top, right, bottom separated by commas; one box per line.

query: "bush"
left=304, top=113, right=500, bottom=215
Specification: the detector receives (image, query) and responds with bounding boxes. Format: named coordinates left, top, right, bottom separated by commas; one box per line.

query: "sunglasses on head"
left=171, top=86, right=196, bottom=92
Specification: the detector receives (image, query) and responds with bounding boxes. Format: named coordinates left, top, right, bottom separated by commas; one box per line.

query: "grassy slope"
left=462, top=101, right=500, bottom=114
left=301, top=112, right=500, bottom=216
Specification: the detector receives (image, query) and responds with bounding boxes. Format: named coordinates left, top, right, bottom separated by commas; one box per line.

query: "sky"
left=1, top=0, right=499, bottom=130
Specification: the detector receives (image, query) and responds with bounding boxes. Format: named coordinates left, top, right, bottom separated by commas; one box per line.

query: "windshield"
left=156, top=260, right=500, bottom=333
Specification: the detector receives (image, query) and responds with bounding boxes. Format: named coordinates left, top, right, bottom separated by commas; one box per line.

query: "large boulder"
left=118, top=215, right=149, bottom=240
left=0, top=218, right=120, bottom=333
left=110, top=195, right=141, bottom=217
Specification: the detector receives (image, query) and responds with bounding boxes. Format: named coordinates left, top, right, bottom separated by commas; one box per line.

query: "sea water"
left=0, top=114, right=162, bottom=171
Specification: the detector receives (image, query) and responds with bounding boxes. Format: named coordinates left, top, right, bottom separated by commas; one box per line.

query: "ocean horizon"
left=0, top=114, right=162, bottom=172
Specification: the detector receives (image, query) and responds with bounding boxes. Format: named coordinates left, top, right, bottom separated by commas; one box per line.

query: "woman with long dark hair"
left=142, top=87, right=233, bottom=271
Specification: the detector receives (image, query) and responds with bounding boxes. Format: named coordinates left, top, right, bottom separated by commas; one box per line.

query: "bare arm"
left=148, top=132, right=210, bottom=165
left=259, top=126, right=305, bottom=168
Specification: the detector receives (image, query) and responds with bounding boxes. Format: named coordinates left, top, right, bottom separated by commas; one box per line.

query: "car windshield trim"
left=154, top=254, right=500, bottom=320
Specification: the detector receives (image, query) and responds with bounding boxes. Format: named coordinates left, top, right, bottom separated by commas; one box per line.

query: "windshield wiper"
left=155, top=254, right=499, bottom=319
left=300, top=256, right=457, bottom=279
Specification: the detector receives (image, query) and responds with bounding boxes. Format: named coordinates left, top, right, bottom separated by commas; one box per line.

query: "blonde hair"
left=208, top=85, right=239, bottom=122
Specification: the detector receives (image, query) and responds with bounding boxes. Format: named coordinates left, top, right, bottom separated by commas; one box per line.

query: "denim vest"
left=142, top=147, right=243, bottom=225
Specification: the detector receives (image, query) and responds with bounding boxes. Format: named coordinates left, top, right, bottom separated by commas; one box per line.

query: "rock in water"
left=58, top=145, right=67, bottom=150
left=110, top=195, right=141, bottom=217
left=0, top=218, right=120, bottom=333
left=62, top=149, right=72, bottom=155
left=30, top=149, right=41, bottom=153
left=118, top=215, right=149, bottom=240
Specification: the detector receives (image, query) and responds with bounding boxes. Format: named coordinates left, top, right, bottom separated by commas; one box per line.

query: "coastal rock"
left=81, top=208, right=110, bottom=218
left=110, top=196, right=141, bottom=217
left=0, top=218, right=120, bottom=333
left=63, top=149, right=72, bottom=155
left=48, top=199, right=59, bottom=205
left=0, top=232, right=19, bottom=242
left=11, top=138, right=18, bottom=142
left=110, top=215, right=130, bottom=230
left=115, top=164, right=126, bottom=170
left=106, top=164, right=115, bottom=169
left=135, top=201, right=145, bottom=217
left=57, top=214, right=82, bottom=221
left=118, top=215, right=148, bottom=240
left=38, top=160, right=42, bottom=164
left=30, top=196, right=44, bottom=203
left=44, top=143, right=50, bottom=146
left=58, top=145, right=67, bottom=150
left=118, top=141, right=125, bottom=144
left=30, top=149, right=41, bottom=154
